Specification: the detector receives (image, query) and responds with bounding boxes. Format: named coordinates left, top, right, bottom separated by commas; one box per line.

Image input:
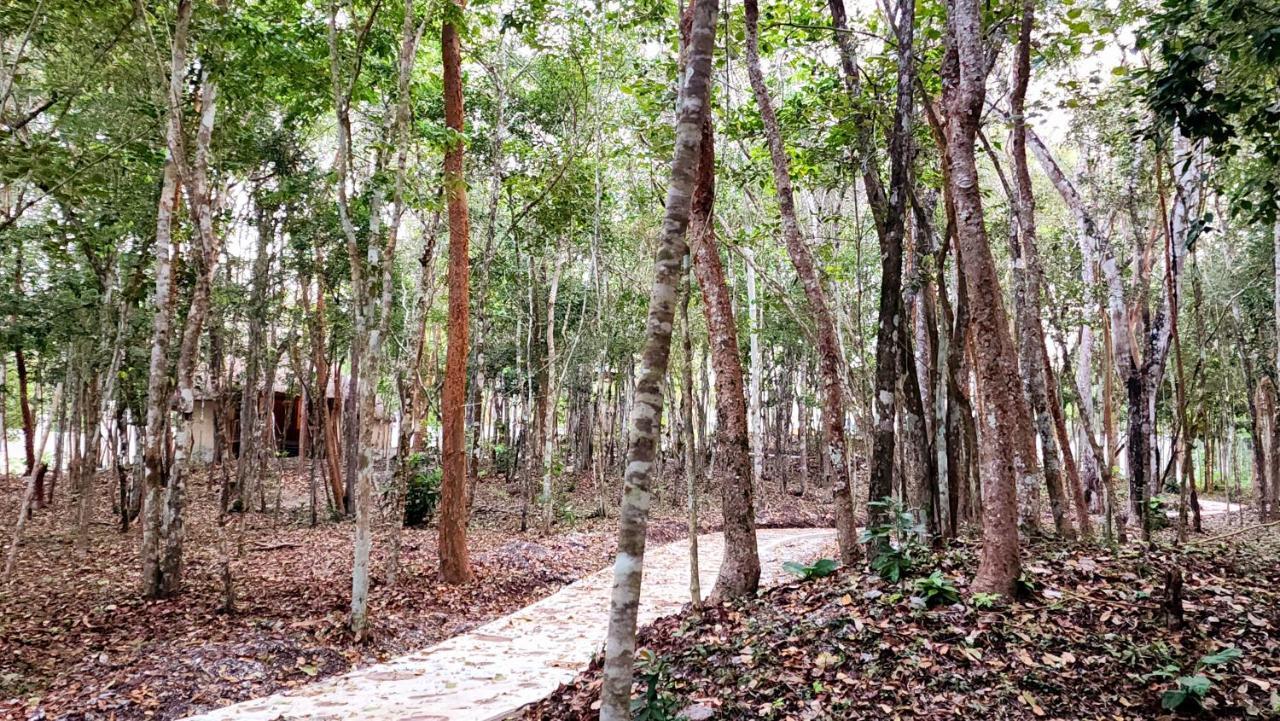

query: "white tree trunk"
left=599, top=0, right=718, bottom=715
left=745, top=248, right=764, bottom=487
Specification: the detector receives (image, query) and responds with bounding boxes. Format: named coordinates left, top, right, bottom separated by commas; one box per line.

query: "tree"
left=599, top=0, right=718, bottom=715
left=680, top=0, right=759, bottom=601
left=439, top=0, right=474, bottom=585
left=742, top=0, right=856, bottom=563
left=940, top=0, right=1031, bottom=595
left=140, top=0, right=192, bottom=599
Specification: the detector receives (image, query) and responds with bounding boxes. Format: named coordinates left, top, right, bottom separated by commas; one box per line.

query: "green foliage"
left=969, top=591, right=1003, bottom=609
left=403, top=455, right=441, bottom=527
left=859, top=497, right=926, bottom=583
left=912, top=571, right=960, bottom=608
left=630, top=649, right=680, bottom=721
left=1162, top=674, right=1213, bottom=710
left=1156, top=646, right=1243, bottom=711
left=1139, top=0, right=1280, bottom=221
left=782, top=558, right=839, bottom=581
left=1147, top=495, right=1172, bottom=531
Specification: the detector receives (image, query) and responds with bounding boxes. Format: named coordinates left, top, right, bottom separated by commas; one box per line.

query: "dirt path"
left=181, top=528, right=837, bottom=721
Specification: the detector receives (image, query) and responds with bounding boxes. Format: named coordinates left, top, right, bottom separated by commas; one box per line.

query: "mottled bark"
left=681, top=0, right=758, bottom=601
left=743, top=0, right=856, bottom=562
left=1007, top=3, right=1072, bottom=537
left=599, top=1, right=717, bottom=716
left=140, top=0, right=191, bottom=598
left=745, top=248, right=764, bottom=487
left=942, top=0, right=1028, bottom=594
left=679, top=271, right=701, bottom=608
left=160, top=66, right=221, bottom=595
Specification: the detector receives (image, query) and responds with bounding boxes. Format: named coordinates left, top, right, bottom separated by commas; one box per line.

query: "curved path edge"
left=182, top=527, right=837, bottom=721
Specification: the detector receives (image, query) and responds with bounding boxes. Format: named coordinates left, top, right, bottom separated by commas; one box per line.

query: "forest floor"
left=0, top=460, right=833, bottom=721
left=181, top=528, right=837, bottom=721
left=525, top=511, right=1280, bottom=720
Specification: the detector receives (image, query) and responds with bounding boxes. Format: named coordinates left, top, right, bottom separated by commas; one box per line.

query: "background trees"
left=1, top=0, right=1278, bottom=677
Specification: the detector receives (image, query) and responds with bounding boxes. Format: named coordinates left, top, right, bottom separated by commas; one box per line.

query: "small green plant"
left=969, top=591, right=1003, bottom=609
left=403, top=454, right=441, bottom=527
left=631, top=649, right=680, bottom=721
left=858, top=497, right=926, bottom=582
left=1147, top=495, right=1172, bottom=531
left=782, top=558, right=839, bottom=580
left=1158, top=646, right=1243, bottom=711
left=556, top=501, right=579, bottom=528
left=913, top=570, right=961, bottom=607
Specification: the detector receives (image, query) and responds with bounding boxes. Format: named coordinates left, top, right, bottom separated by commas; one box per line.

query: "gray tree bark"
left=599, top=0, right=717, bottom=715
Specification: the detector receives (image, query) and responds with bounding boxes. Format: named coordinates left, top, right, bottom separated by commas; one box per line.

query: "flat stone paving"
left=182, top=527, right=837, bottom=721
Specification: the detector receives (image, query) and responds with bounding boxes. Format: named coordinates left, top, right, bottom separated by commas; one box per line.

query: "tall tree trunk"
left=599, top=0, right=717, bottom=715
left=141, top=0, right=191, bottom=599
left=745, top=248, right=764, bottom=487
left=161, top=67, right=221, bottom=596
left=15, top=349, right=35, bottom=480
left=541, top=250, right=564, bottom=531
left=1007, top=1, right=1072, bottom=538
left=680, top=270, right=701, bottom=608
left=1272, top=219, right=1280, bottom=518
left=743, top=0, right=857, bottom=562
left=4, top=381, right=63, bottom=579
left=682, top=0, right=758, bottom=601
left=439, top=0, right=473, bottom=585
left=236, top=202, right=271, bottom=511
left=942, top=0, right=1029, bottom=595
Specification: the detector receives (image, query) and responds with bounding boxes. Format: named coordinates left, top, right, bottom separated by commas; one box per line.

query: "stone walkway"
left=183, top=527, right=837, bottom=721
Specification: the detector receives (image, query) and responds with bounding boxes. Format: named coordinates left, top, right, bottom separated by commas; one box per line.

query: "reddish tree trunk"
left=682, top=0, right=759, bottom=600
left=438, top=0, right=473, bottom=585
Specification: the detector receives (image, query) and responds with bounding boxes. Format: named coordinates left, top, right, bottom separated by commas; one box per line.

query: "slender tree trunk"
left=599, top=1, right=717, bottom=715
left=1005, top=7, right=1071, bottom=537
left=1272, top=219, right=1280, bottom=518
left=15, top=349, right=35, bottom=480
left=682, top=0, right=758, bottom=601
left=141, top=0, right=191, bottom=598
left=680, top=270, right=701, bottom=608
left=4, top=381, right=64, bottom=579
left=743, top=0, right=856, bottom=562
left=161, top=67, right=221, bottom=595
left=236, top=203, right=271, bottom=511
left=542, top=250, right=564, bottom=531
left=439, top=0, right=473, bottom=584
left=745, top=248, right=764, bottom=487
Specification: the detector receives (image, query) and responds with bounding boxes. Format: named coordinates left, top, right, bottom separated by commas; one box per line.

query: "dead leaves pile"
left=0, top=467, right=685, bottom=721
left=525, top=530, right=1280, bottom=720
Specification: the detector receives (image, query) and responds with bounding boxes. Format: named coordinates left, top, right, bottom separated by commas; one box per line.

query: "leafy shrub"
left=858, top=497, right=926, bottom=582
left=403, top=454, right=441, bottom=527
left=1147, top=495, right=1172, bottom=531
left=493, top=442, right=515, bottom=477
left=782, top=558, right=839, bottom=581
left=631, top=649, right=680, bottom=721
left=1156, top=646, right=1242, bottom=711
left=913, top=570, right=960, bottom=607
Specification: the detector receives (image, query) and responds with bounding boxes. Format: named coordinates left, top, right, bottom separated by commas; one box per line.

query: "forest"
left=1, top=0, right=1279, bottom=718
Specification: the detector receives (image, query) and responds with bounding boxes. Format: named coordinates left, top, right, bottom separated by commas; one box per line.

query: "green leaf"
left=810, top=558, right=839, bottom=577
left=1161, top=689, right=1188, bottom=710
left=782, top=561, right=808, bottom=578
left=1199, top=647, right=1242, bottom=667
left=1179, top=674, right=1212, bottom=696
